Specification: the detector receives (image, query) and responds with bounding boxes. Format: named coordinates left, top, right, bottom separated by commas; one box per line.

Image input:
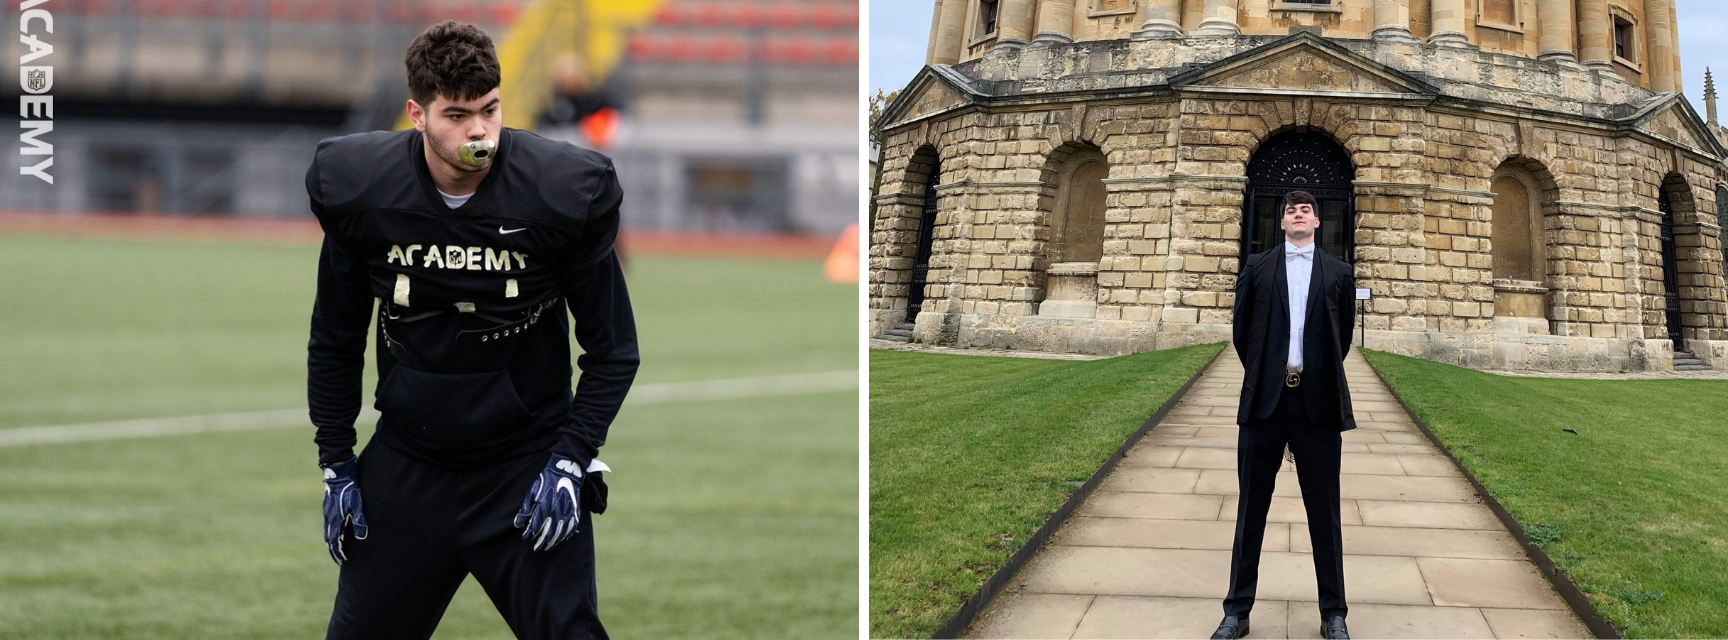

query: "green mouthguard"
left=458, top=140, right=497, bottom=167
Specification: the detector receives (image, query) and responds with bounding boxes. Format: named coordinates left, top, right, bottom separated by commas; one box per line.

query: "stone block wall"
left=872, top=35, right=1728, bottom=370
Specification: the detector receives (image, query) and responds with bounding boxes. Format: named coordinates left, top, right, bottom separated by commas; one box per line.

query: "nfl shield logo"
left=26, top=69, right=47, bottom=93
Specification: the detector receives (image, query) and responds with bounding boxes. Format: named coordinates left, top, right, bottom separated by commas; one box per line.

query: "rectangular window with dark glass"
left=1614, top=18, right=1634, bottom=62
left=979, top=0, right=998, bottom=35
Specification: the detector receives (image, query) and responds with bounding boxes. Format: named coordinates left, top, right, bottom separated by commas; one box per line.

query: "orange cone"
left=824, top=224, right=859, bottom=283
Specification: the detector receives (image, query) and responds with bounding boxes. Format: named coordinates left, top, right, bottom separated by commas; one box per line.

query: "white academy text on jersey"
left=385, top=244, right=528, bottom=271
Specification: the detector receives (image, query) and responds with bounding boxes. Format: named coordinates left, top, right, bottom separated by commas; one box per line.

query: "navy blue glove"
left=513, top=453, right=583, bottom=552
left=321, top=457, right=368, bottom=565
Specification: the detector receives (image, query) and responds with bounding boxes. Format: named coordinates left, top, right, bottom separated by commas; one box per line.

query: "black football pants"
left=326, top=441, right=606, bottom=640
left=1221, top=384, right=1348, bottom=622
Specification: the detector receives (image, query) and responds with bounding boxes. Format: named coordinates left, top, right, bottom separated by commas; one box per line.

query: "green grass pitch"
left=0, top=234, right=858, bottom=639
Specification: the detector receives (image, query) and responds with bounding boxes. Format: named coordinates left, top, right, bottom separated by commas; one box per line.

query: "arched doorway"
left=1717, top=184, right=1728, bottom=274
left=1658, top=187, right=1683, bottom=342
left=906, top=158, right=941, bottom=323
left=1241, top=131, right=1355, bottom=261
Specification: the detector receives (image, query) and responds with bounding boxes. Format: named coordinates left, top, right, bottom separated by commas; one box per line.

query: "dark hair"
left=1282, top=190, right=1318, bottom=214
left=404, top=20, right=500, bottom=108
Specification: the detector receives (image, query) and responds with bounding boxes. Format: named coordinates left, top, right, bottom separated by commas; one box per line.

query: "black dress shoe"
left=1210, top=615, right=1249, bottom=639
left=1324, top=615, right=1349, bottom=640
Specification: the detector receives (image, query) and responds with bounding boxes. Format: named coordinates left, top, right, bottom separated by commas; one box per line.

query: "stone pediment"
left=1170, top=32, right=1440, bottom=98
left=880, top=66, right=977, bottom=129
left=1625, top=94, right=1725, bottom=158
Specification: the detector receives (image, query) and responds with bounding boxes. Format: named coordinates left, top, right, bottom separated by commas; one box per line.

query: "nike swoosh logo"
left=499, top=227, right=526, bottom=234
left=556, top=477, right=578, bottom=508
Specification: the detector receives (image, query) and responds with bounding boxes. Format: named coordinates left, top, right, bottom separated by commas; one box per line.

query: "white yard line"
left=0, top=409, right=331, bottom=448
left=624, top=369, right=858, bottom=403
left=0, top=370, right=859, bottom=448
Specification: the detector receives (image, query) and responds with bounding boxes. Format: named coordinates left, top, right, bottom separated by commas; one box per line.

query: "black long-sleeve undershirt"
left=307, top=236, right=374, bottom=466
left=552, top=251, right=638, bottom=467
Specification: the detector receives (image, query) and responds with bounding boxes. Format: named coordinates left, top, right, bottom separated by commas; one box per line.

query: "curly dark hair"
left=1282, top=190, right=1318, bottom=214
left=404, top=20, right=500, bottom=108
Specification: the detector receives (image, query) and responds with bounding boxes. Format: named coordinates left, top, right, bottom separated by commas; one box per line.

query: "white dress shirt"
left=1284, top=242, right=1315, bottom=373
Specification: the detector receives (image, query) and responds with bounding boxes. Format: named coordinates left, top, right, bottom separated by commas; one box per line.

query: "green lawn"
left=1364, top=350, right=1728, bottom=639
left=0, top=234, right=857, bottom=639
left=868, top=344, right=1222, bottom=639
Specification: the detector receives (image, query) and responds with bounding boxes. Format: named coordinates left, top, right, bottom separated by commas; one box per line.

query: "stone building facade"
left=870, top=0, right=1728, bottom=371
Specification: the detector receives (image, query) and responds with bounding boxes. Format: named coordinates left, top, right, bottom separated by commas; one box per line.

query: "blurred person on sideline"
left=536, top=52, right=625, bottom=151
left=306, top=20, right=637, bottom=640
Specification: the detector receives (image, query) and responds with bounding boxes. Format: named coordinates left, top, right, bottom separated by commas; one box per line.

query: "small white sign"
left=1355, top=288, right=1372, bottom=301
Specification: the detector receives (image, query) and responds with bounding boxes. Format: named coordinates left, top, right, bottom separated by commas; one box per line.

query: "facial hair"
left=424, top=126, right=487, bottom=174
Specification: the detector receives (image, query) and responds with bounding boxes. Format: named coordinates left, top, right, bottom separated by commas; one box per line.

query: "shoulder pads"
left=308, top=129, right=420, bottom=219
left=499, top=128, right=619, bottom=230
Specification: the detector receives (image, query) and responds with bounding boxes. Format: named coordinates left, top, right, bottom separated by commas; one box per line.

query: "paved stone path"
left=965, top=345, right=1591, bottom=639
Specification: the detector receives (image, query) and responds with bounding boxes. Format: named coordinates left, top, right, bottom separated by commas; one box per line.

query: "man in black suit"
left=1211, top=191, right=1356, bottom=640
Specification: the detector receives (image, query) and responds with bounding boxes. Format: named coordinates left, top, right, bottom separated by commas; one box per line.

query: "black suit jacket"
left=1231, top=244, right=1357, bottom=431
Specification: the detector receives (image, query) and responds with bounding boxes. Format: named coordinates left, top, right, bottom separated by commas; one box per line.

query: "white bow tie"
left=1286, top=246, right=1313, bottom=261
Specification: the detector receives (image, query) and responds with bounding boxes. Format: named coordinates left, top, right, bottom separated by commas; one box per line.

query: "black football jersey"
left=306, top=127, right=638, bottom=470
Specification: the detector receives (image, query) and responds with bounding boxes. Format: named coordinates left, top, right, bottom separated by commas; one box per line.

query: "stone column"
left=1428, top=0, right=1469, bottom=47
left=997, top=0, right=1036, bottom=45
left=1647, top=0, right=1676, bottom=93
left=1371, top=0, right=1416, bottom=42
left=1671, top=2, right=1683, bottom=94
left=1576, top=0, right=1612, bottom=70
left=1536, top=0, right=1576, bottom=63
left=1033, top=0, right=1074, bottom=42
left=929, top=0, right=968, bottom=65
left=1193, top=0, right=1240, bottom=37
left=1138, top=0, right=1183, bottom=37
left=925, top=0, right=945, bottom=65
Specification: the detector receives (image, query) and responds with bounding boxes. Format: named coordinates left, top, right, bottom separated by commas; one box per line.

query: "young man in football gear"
left=307, top=20, right=637, bottom=640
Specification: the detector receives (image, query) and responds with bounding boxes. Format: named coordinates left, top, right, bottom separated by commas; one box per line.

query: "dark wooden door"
left=906, top=161, right=940, bottom=324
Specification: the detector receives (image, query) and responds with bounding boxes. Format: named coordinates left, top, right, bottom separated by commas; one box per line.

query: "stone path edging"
left=1364, top=358, right=1619, bottom=640
left=929, top=346, right=1225, bottom=639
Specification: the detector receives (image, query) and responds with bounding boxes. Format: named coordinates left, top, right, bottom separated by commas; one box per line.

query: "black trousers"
left=326, top=441, right=606, bottom=640
left=1222, top=383, right=1348, bottom=621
